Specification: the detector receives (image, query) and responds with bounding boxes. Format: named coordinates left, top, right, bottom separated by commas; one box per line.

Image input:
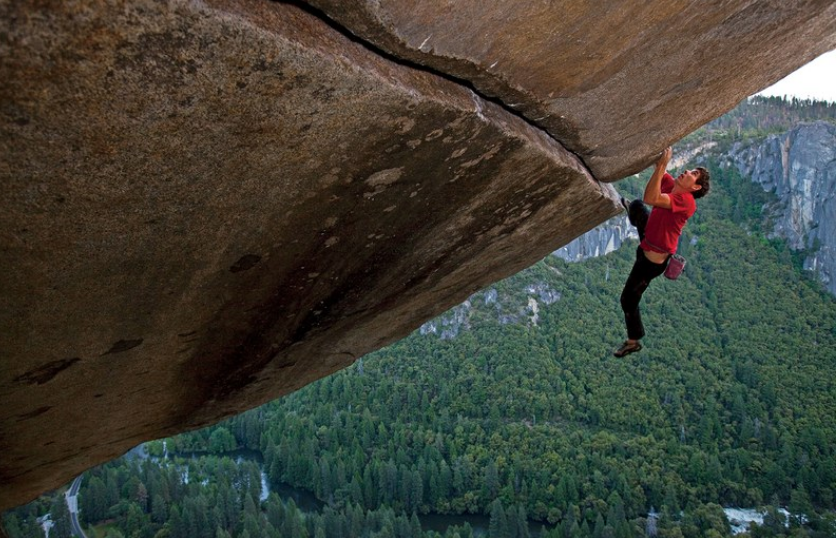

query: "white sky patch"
left=755, top=49, right=836, bottom=103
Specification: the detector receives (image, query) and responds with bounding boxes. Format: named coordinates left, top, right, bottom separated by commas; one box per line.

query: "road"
left=65, top=475, right=87, bottom=538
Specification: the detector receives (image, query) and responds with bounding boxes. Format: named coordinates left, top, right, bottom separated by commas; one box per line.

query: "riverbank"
left=140, top=443, right=550, bottom=537
left=131, top=442, right=798, bottom=537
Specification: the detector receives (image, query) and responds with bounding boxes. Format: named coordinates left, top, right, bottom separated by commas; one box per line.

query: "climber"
left=613, top=146, right=710, bottom=357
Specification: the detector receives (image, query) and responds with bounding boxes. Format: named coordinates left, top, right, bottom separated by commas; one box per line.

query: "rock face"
left=1, top=0, right=616, bottom=510
left=730, top=122, right=836, bottom=295
left=553, top=215, right=637, bottom=262
left=306, top=0, right=836, bottom=181
left=1, top=0, right=835, bottom=510
left=418, top=281, right=562, bottom=338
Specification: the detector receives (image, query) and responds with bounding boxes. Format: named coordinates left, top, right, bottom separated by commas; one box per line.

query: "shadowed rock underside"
left=306, top=0, right=836, bottom=180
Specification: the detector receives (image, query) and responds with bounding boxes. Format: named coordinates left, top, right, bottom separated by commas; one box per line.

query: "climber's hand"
left=657, top=146, right=672, bottom=168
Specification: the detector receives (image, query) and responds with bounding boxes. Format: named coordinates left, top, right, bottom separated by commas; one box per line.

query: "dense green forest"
left=5, top=96, right=836, bottom=538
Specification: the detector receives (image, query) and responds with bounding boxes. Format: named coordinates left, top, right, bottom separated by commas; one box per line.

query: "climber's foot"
left=613, top=340, right=642, bottom=358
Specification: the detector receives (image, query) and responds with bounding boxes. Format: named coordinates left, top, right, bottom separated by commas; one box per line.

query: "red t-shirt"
left=640, top=173, right=696, bottom=255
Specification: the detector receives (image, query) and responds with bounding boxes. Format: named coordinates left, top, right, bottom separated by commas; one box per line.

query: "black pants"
left=620, top=201, right=668, bottom=340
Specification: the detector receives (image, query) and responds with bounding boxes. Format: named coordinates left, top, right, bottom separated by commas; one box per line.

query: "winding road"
left=65, top=475, right=87, bottom=538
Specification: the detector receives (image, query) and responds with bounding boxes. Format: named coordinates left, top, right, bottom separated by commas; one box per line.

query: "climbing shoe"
left=620, top=197, right=631, bottom=212
left=613, top=340, right=642, bottom=357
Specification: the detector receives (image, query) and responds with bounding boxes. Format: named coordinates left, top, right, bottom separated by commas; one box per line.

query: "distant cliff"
left=552, top=215, right=637, bottom=263
left=728, top=122, right=836, bottom=295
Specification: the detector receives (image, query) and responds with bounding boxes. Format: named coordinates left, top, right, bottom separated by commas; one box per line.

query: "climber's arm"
left=643, top=147, right=672, bottom=209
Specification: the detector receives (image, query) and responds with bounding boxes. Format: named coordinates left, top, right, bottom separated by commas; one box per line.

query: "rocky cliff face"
left=419, top=280, right=562, bottom=338
left=729, top=122, right=836, bottom=295
left=553, top=215, right=637, bottom=262
left=2, top=0, right=836, bottom=510
left=306, top=0, right=836, bottom=181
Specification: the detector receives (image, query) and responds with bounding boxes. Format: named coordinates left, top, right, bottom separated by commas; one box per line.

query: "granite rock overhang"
left=1, top=0, right=616, bottom=509
left=306, top=0, right=836, bottom=180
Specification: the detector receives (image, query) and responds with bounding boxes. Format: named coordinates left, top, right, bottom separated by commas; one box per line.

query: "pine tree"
left=489, top=499, right=507, bottom=538
left=789, top=485, right=813, bottom=527
left=515, top=504, right=530, bottom=538
left=50, top=495, right=73, bottom=538
left=593, top=513, right=606, bottom=538
left=484, top=462, right=500, bottom=501
left=151, top=494, right=168, bottom=524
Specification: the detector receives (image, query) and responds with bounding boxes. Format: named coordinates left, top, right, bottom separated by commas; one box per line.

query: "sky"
left=755, top=49, right=836, bottom=103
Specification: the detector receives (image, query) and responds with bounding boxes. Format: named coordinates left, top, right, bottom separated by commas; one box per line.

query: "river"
left=134, top=444, right=550, bottom=537
left=132, top=443, right=777, bottom=536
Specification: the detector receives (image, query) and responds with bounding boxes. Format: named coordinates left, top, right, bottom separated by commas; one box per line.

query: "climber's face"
left=675, top=169, right=702, bottom=193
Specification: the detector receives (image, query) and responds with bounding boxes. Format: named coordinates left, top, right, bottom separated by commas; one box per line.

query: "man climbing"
left=613, top=146, right=710, bottom=357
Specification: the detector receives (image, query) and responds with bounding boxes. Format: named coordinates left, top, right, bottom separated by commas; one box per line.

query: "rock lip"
left=0, top=0, right=617, bottom=509
left=305, top=0, right=836, bottom=181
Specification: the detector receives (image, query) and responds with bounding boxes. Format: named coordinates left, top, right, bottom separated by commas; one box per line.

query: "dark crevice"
left=14, top=358, right=81, bottom=386
left=103, top=339, right=143, bottom=355
left=17, top=406, right=52, bottom=421
left=272, top=0, right=596, bottom=177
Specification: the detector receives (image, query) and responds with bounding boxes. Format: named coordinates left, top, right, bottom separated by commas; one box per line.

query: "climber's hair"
left=693, top=167, right=710, bottom=199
